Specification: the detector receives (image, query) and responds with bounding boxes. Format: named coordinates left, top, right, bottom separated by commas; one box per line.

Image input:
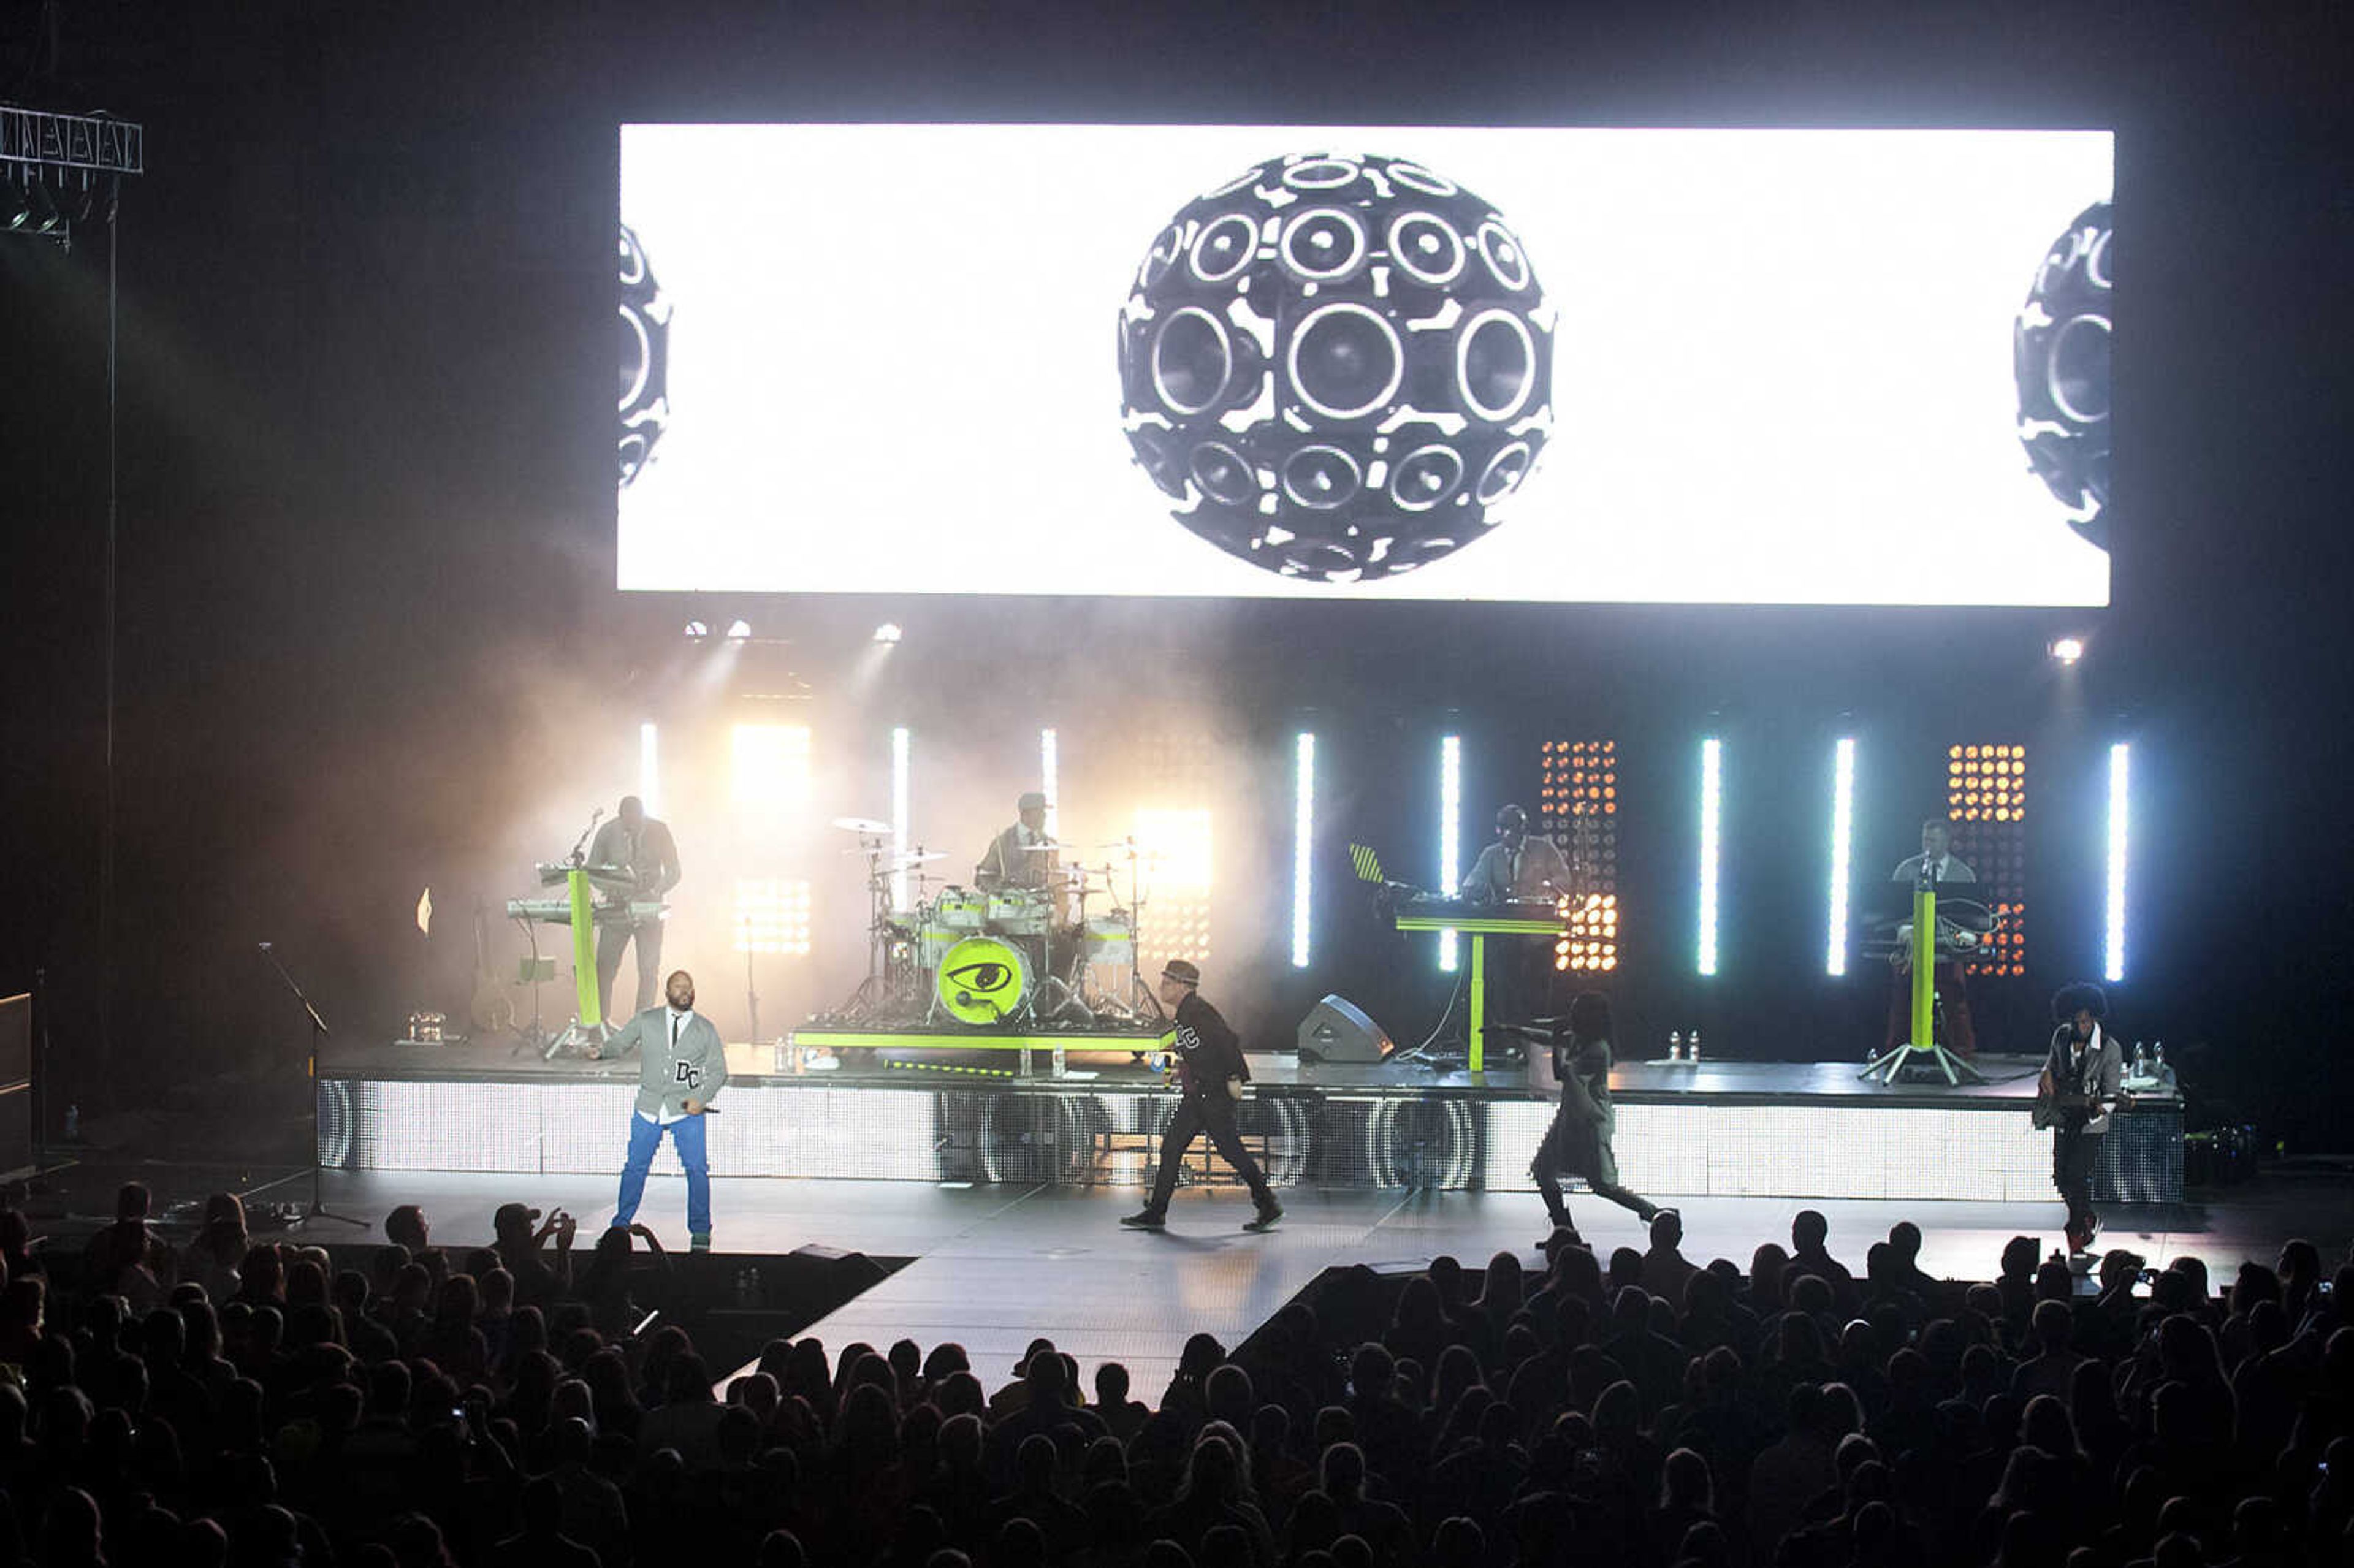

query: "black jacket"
left=1171, top=992, right=1249, bottom=1097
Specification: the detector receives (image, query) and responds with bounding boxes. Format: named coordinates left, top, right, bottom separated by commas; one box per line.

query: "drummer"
left=976, top=790, right=1059, bottom=892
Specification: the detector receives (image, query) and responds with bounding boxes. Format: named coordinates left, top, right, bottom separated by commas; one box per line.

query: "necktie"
left=672, top=1014, right=681, bottom=1048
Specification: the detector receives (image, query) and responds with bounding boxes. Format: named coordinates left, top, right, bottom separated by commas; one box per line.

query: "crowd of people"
left=3, top=1182, right=2352, bottom=1567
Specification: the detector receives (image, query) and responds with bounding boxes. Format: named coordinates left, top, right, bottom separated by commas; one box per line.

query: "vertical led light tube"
left=638, top=723, right=660, bottom=820
left=1698, top=737, right=1723, bottom=976
left=1826, top=737, right=1856, bottom=976
left=2105, top=742, right=2129, bottom=983
left=1439, top=734, right=1462, bottom=971
left=1040, top=728, right=1059, bottom=840
left=1292, top=733, right=1316, bottom=968
left=890, top=726, right=911, bottom=910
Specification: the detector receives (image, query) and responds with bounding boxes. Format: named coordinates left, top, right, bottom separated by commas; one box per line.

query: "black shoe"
left=1243, top=1201, right=1284, bottom=1233
left=1119, top=1210, right=1166, bottom=1230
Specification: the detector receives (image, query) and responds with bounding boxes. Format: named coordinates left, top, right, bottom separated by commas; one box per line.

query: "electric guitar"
left=2032, top=1072, right=2103, bottom=1131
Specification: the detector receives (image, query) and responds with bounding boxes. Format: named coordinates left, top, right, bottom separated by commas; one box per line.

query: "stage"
left=319, top=1038, right=2184, bottom=1204
left=11, top=1159, right=2309, bottom=1403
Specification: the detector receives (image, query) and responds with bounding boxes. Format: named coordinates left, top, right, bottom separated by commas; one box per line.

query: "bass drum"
left=935, top=935, right=1034, bottom=1026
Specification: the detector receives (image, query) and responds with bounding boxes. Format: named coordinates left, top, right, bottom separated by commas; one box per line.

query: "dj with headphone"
left=1460, top=802, right=1574, bottom=1027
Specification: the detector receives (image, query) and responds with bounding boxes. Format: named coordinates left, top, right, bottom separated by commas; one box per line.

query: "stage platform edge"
left=318, top=1049, right=2182, bottom=1205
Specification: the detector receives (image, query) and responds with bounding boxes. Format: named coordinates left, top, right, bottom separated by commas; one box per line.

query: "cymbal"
left=893, top=850, right=948, bottom=866
left=1018, top=842, right=1064, bottom=854
left=832, top=816, right=893, bottom=835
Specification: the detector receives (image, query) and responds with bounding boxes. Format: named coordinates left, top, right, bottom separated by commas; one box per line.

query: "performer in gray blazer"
left=2043, top=982, right=2123, bottom=1255
left=588, top=969, right=727, bottom=1248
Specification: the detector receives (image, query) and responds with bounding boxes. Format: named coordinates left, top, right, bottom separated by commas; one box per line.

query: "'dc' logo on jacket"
left=672, top=1062, right=701, bottom=1089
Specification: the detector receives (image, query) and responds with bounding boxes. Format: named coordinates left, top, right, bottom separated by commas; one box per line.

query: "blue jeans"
left=614, top=1112, right=711, bottom=1236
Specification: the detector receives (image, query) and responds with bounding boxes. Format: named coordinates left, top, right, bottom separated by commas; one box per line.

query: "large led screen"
left=618, top=126, right=2112, bottom=605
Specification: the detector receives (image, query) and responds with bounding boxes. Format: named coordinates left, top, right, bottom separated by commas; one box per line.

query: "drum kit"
left=832, top=816, right=1163, bottom=1030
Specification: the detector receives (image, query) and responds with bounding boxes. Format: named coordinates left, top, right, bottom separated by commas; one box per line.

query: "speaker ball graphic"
left=1118, top=154, right=1555, bottom=583
left=2014, top=199, right=2110, bottom=550
left=619, top=223, right=673, bottom=490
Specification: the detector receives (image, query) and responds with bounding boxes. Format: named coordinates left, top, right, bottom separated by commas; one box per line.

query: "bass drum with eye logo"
left=934, top=935, right=1034, bottom=1026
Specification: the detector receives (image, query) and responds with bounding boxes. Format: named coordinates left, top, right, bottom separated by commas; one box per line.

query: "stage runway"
left=275, top=1168, right=2332, bottom=1397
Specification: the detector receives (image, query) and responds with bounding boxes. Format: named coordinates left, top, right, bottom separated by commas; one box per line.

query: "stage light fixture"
left=890, top=726, right=911, bottom=909
left=731, top=723, right=812, bottom=809
left=725, top=618, right=753, bottom=642
left=1039, top=728, right=1059, bottom=840
left=733, top=878, right=812, bottom=956
left=2105, top=742, right=2130, bottom=982
left=1697, top=737, right=1722, bottom=976
left=639, top=723, right=661, bottom=820
left=1826, top=737, right=1856, bottom=976
left=2050, top=636, right=2085, bottom=665
left=1439, top=734, right=1462, bottom=972
left=682, top=620, right=710, bottom=641
left=1292, top=733, right=1316, bottom=969
left=874, top=623, right=903, bottom=644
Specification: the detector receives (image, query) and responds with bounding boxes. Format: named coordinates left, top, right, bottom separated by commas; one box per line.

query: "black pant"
left=595, top=917, right=664, bottom=1025
left=1529, top=1106, right=1657, bottom=1225
left=1146, top=1094, right=1273, bottom=1213
left=2054, top=1126, right=2105, bottom=1231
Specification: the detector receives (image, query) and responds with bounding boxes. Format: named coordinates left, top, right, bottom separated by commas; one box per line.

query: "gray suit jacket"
left=609, top=1007, right=728, bottom=1119
left=2045, top=1024, right=2123, bottom=1136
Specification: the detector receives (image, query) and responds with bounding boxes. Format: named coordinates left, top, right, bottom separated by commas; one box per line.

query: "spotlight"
left=682, top=620, right=710, bottom=641
left=873, top=623, right=903, bottom=645
left=725, top=618, right=752, bottom=642
left=2049, top=636, right=2085, bottom=666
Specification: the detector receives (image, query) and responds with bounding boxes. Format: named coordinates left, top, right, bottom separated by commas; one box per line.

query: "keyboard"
left=1392, top=896, right=1563, bottom=935
left=505, top=898, right=668, bottom=925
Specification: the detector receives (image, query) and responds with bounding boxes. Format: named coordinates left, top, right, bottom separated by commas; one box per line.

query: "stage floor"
left=209, top=1168, right=2333, bottom=1397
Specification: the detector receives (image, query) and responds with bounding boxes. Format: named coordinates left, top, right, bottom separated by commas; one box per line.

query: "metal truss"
left=0, top=104, right=144, bottom=175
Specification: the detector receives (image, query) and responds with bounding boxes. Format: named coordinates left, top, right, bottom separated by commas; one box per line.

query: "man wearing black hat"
left=2043, top=982, right=2122, bottom=1255
left=977, top=790, right=1057, bottom=891
left=1122, top=960, right=1282, bottom=1232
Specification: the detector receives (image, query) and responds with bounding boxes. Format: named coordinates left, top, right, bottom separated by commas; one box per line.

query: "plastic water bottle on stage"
left=1669, top=1031, right=1683, bottom=1061
left=1689, top=1030, right=1702, bottom=1062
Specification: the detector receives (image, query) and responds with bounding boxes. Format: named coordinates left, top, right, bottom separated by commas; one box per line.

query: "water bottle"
left=1688, top=1030, right=1702, bottom=1063
left=1669, top=1031, right=1683, bottom=1062
left=2131, top=1040, right=2148, bottom=1078
left=1052, top=1038, right=1067, bottom=1078
left=64, top=1103, right=80, bottom=1140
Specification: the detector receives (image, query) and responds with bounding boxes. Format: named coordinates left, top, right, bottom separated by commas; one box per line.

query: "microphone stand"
left=256, top=942, right=367, bottom=1227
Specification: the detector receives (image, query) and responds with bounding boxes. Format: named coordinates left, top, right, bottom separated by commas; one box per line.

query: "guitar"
left=470, top=901, right=516, bottom=1035
left=2032, top=1071, right=2102, bottom=1130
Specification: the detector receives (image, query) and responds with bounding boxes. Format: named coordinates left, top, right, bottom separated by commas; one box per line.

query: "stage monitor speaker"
left=1297, top=995, right=1393, bottom=1064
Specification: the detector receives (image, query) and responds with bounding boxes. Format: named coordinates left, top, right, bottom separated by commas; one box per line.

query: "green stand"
left=1861, top=880, right=1985, bottom=1086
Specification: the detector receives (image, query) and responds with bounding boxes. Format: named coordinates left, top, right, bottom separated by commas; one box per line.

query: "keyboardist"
left=589, top=796, right=682, bottom=1022
left=1460, top=803, right=1570, bottom=1026
left=1460, top=804, right=1571, bottom=904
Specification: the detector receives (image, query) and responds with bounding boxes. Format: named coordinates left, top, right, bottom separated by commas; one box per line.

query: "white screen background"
left=619, top=124, right=2111, bottom=606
